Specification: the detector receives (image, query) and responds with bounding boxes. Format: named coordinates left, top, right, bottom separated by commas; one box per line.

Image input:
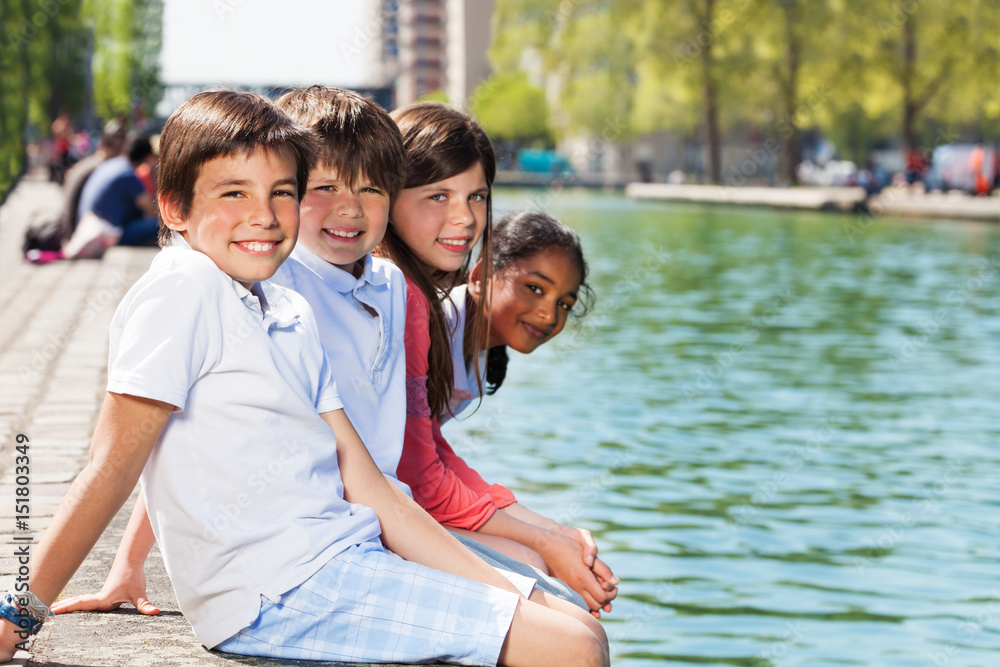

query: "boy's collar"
left=234, top=280, right=299, bottom=329
left=291, top=244, right=388, bottom=292
left=168, top=234, right=299, bottom=328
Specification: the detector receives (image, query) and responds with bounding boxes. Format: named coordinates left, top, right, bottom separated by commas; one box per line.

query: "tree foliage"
left=491, top=0, right=1000, bottom=181
left=492, top=0, right=634, bottom=140
left=83, top=0, right=162, bottom=120
left=469, top=71, right=552, bottom=145
left=0, top=0, right=162, bottom=199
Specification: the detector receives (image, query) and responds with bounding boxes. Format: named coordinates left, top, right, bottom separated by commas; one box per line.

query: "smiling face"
left=475, top=249, right=583, bottom=354
left=299, top=163, right=390, bottom=277
left=389, top=162, right=488, bottom=273
left=160, top=149, right=299, bottom=288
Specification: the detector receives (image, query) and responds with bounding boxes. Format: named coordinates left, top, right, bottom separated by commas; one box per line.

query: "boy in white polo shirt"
left=0, top=91, right=608, bottom=667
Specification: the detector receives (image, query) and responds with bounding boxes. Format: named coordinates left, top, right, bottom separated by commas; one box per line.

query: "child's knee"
left=584, top=612, right=608, bottom=651
left=504, top=599, right=607, bottom=667
left=569, top=625, right=608, bottom=667
left=533, top=589, right=608, bottom=653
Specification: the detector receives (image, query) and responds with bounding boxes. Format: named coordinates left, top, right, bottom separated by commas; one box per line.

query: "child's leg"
left=501, top=596, right=608, bottom=667
left=215, top=540, right=605, bottom=666
left=451, top=530, right=590, bottom=612
left=527, top=588, right=608, bottom=654
left=448, top=526, right=548, bottom=573
left=217, top=541, right=514, bottom=664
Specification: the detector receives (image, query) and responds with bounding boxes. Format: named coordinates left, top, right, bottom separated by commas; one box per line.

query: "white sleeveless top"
left=441, top=284, right=488, bottom=423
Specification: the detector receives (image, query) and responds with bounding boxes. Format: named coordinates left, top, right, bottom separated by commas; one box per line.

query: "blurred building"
left=156, top=0, right=493, bottom=118
left=388, top=0, right=493, bottom=109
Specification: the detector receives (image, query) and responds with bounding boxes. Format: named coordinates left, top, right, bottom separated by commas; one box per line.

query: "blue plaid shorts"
left=216, top=540, right=519, bottom=665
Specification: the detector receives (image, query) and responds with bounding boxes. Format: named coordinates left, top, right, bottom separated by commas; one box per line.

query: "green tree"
left=469, top=71, right=552, bottom=145
left=489, top=0, right=556, bottom=73
left=1, top=0, right=31, bottom=198
left=0, top=0, right=162, bottom=200
left=493, top=0, right=633, bottom=143
left=834, top=0, right=1000, bottom=156
left=416, top=89, right=450, bottom=104
left=738, top=0, right=841, bottom=183
left=624, top=0, right=764, bottom=183
left=0, top=0, right=87, bottom=196
left=489, top=0, right=1000, bottom=183
left=83, top=0, right=162, bottom=120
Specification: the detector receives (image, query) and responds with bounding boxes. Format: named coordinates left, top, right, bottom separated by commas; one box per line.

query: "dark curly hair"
left=480, top=210, right=595, bottom=394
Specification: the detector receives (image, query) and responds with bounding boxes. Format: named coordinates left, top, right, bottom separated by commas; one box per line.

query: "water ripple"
left=448, top=192, right=1000, bottom=666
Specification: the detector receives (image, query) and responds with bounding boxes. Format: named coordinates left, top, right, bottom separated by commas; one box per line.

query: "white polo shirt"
left=442, top=285, right=488, bottom=423
left=107, top=242, right=381, bottom=649
left=272, top=245, right=409, bottom=493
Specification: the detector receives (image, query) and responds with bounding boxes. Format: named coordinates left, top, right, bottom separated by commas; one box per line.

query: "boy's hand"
left=50, top=561, right=159, bottom=616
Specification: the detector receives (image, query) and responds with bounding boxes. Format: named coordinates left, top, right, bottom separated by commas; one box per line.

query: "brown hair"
left=156, top=90, right=316, bottom=246
left=275, top=86, right=406, bottom=199
left=377, top=102, right=496, bottom=420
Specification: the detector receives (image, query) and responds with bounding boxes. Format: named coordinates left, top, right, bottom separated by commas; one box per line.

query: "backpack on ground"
left=22, top=213, right=68, bottom=254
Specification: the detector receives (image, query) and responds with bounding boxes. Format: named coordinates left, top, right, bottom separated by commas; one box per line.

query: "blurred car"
left=796, top=159, right=858, bottom=186
left=515, top=148, right=574, bottom=176
left=925, top=144, right=998, bottom=193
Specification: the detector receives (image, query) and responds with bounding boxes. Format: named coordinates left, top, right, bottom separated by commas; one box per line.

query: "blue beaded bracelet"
left=0, top=593, right=48, bottom=635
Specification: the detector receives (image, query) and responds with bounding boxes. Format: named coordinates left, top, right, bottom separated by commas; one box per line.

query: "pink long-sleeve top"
left=396, top=277, right=516, bottom=530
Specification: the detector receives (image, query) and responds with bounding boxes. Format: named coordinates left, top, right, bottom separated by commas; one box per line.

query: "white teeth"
left=327, top=230, right=361, bottom=238
left=439, top=239, right=466, bottom=246
left=243, top=242, right=274, bottom=252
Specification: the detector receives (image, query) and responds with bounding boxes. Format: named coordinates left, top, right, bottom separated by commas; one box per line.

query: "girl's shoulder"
left=403, top=274, right=430, bottom=313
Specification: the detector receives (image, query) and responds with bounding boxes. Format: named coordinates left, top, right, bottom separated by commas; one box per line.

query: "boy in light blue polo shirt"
left=270, top=86, right=410, bottom=488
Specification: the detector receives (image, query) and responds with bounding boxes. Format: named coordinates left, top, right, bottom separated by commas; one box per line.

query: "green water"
left=444, top=190, right=1000, bottom=666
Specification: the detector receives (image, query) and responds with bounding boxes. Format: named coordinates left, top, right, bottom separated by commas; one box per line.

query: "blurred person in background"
left=65, top=131, right=159, bottom=256
left=49, top=110, right=76, bottom=184
left=61, top=119, right=129, bottom=240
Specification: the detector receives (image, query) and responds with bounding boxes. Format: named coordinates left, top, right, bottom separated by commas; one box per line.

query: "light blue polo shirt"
left=272, top=244, right=410, bottom=494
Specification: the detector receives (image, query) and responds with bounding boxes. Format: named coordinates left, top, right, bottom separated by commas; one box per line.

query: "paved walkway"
left=0, top=173, right=425, bottom=666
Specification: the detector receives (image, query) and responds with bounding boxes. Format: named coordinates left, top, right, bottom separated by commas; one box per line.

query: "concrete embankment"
left=625, top=182, right=866, bottom=212
left=865, top=189, right=1000, bottom=221
left=624, top=181, right=1000, bottom=222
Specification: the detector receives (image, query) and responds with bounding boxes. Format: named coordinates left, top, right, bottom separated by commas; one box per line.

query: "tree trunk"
left=701, top=0, right=721, bottom=184
left=783, top=1, right=801, bottom=185
left=901, top=15, right=918, bottom=154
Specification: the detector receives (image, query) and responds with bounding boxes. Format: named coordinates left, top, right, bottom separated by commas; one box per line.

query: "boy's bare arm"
left=0, top=393, right=172, bottom=661
left=50, top=490, right=159, bottom=616
left=320, top=409, right=522, bottom=595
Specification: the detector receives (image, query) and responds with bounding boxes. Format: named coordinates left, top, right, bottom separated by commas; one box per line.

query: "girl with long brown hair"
left=379, top=103, right=617, bottom=618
